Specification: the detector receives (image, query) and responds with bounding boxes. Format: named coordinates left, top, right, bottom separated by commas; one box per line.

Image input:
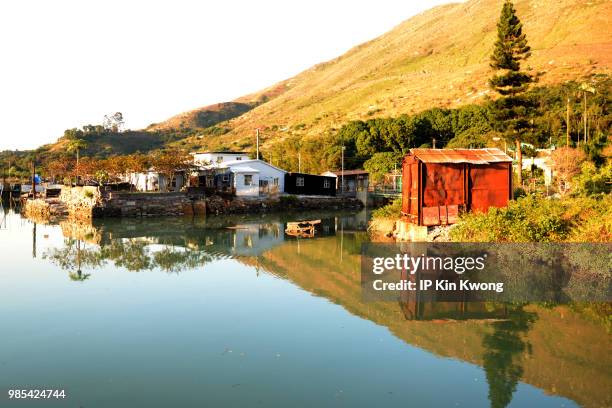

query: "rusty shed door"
left=468, top=163, right=510, bottom=213
left=421, top=163, right=465, bottom=226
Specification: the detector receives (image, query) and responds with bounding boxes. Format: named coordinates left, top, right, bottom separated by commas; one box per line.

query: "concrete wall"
left=95, top=191, right=196, bottom=217
left=233, top=172, right=260, bottom=197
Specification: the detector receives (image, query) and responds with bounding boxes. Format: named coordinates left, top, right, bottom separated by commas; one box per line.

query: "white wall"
left=129, top=172, right=184, bottom=191
left=241, top=160, right=285, bottom=193
left=233, top=172, right=260, bottom=196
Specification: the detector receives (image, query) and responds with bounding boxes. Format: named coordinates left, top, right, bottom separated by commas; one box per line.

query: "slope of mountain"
left=172, top=0, right=611, bottom=151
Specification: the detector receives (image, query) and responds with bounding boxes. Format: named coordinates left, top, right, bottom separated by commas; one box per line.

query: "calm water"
left=0, top=206, right=610, bottom=408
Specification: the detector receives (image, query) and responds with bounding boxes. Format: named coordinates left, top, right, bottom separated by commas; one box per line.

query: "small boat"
left=285, top=219, right=321, bottom=238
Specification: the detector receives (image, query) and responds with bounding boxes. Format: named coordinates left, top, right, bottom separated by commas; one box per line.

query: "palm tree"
left=67, top=138, right=88, bottom=185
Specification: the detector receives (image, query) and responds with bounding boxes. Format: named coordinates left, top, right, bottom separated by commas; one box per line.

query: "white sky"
left=0, top=0, right=454, bottom=150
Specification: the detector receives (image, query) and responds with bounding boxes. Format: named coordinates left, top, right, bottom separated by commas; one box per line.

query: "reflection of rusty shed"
left=402, top=148, right=513, bottom=226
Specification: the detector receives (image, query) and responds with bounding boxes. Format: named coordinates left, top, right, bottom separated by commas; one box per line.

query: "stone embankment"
left=22, top=198, right=68, bottom=220
left=23, top=187, right=361, bottom=220
left=205, top=195, right=363, bottom=215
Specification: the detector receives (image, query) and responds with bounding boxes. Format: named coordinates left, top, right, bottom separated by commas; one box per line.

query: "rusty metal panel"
left=411, top=148, right=512, bottom=164
left=401, top=155, right=419, bottom=219
left=469, top=163, right=511, bottom=213
left=422, top=205, right=459, bottom=226
left=422, top=163, right=465, bottom=208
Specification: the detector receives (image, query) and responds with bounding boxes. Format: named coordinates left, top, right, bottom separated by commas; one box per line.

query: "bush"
left=449, top=194, right=611, bottom=242
left=513, top=187, right=526, bottom=199
left=372, top=198, right=402, bottom=219
left=573, top=161, right=612, bottom=197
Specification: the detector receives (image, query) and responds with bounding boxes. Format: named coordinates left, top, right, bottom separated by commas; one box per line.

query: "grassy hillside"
left=172, top=0, right=611, bottom=152
left=148, top=102, right=254, bottom=131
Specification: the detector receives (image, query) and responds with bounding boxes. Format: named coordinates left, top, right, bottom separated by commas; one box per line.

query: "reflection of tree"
left=69, top=270, right=91, bottom=281
left=99, top=240, right=153, bottom=271
left=482, top=305, right=537, bottom=408
left=153, top=247, right=212, bottom=273
left=44, top=238, right=104, bottom=281
left=44, top=236, right=213, bottom=277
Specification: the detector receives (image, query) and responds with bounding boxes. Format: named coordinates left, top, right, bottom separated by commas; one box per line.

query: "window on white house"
left=216, top=157, right=223, bottom=163
left=296, top=177, right=304, bottom=187
left=244, top=175, right=253, bottom=186
left=273, top=178, right=279, bottom=186
left=323, top=179, right=330, bottom=188
left=236, top=157, right=242, bottom=160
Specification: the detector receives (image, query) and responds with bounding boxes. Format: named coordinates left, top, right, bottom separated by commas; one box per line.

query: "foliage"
left=371, top=198, right=402, bottom=219
left=363, top=152, right=403, bottom=183
left=550, top=147, right=587, bottom=195
left=573, top=161, right=612, bottom=197
left=103, top=112, right=125, bottom=132
left=450, top=194, right=612, bottom=242
left=150, top=150, right=195, bottom=191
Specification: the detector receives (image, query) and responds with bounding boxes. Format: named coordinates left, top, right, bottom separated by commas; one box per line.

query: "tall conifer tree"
left=489, top=0, right=533, bottom=186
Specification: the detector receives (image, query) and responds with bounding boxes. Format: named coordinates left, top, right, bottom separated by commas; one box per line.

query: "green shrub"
left=450, top=195, right=611, bottom=242
left=513, top=187, right=526, bottom=199
left=372, top=198, right=402, bottom=219
left=573, top=161, right=612, bottom=197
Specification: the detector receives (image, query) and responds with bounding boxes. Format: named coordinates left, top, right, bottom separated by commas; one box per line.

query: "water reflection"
left=4, top=206, right=612, bottom=408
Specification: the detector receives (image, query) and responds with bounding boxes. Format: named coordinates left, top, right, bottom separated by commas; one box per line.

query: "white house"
left=128, top=170, right=185, bottom=192
left=208, top=159, right=286, bottom=197
left=192, top=151, right=249, bottom=167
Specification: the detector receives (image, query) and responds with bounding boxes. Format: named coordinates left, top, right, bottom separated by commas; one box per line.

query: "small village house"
left=203, top=159, right=286, bottom=197
left=321, top=170, right=369, bottom=195
left=284, top=172, right=336, bottom=196
left=402, top=148, right=513, bottom=226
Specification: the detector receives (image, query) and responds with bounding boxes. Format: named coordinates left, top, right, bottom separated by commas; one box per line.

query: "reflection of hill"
left=239, top=235, right=611, bottom=408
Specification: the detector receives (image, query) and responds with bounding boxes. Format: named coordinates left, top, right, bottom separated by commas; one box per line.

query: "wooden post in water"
left=256, top=128, right=260, bottom=160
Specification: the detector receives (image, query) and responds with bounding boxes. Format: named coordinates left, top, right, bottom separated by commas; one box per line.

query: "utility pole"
left=256, top=128, right=260, bottom=160
left=341, top=146, right=346, bottom=194
left=432, top=138, right=436, bottom=149
left=31, top=160, right=36, bottom=200
left=566, top=97, right=571, bottom=147
left=583, top=91, right=587, bottom=144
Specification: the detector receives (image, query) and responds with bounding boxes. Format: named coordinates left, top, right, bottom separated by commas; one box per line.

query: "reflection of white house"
left=128, top=170, right=185, bottom=192
left=230, top=223, right=284, bottom=256
left=205, top=159, right=286, bottom=197
left=192, top=151, right=249, bottom=166
left=521, top=148, right=554, bottom=186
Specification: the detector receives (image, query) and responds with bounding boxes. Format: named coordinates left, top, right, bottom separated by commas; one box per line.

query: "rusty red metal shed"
left=402, top=148, right=513, bottom=226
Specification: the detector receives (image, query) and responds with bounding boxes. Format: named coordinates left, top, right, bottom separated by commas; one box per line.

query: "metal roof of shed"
left=409, top=148, right=512, bottom=164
